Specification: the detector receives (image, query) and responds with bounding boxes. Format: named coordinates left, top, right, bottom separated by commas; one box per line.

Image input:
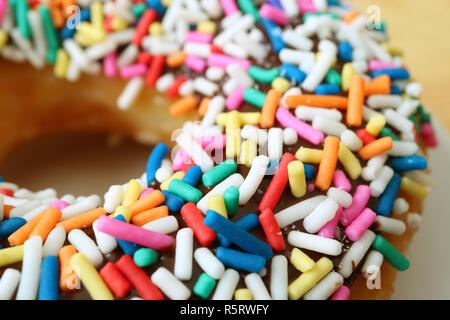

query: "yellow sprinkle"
left=0, top=30, right=8, bottom=51
left=208, top=195, right=228, bottom=218
left=197, top=20, right=217, bottom=34
left=271, top=77, right=290, bottom=93
left=288, top=257, right=333, bottom=300
left=110, top=206, right=132, bottom=222
left=290, top=248, right=316, bottom=273
left=400, top=177, right=429, bottom=200
left=295, top=147, right=323, bottom=164
left=381, top=42, right=403, bottom=57
left=341, top=62, right=355, bottom=92
left=216, top=111, right=261, bottom=127
left=0, top=245, right=24, bottom=267
left=160, top=171, right=185, bottom=191
left=75, top=22, right=107, bottom=46
left=240, top=139, right=257, bottom=167
left=317, top=51, right=337, bottom=67
left=122, top=179, right=142, bottom=207
left=111, top=16, right=128, bottom=31
left=149, top=21, right=163, bottom=36
left=287, top=161, right=306, bottom=198
left=54, top=49, right=70, bottom=78
left=234, top=288, right=252, bottom=300
left=338, top=142, right=362, bottom=180
left=90, top=2, right=104, bottom=30
left=225, top=111, right=242, bottom=158
left=161, top=0, right=172, bottom=6
left=69, top=253, right=114, bottom=300
left=366, top=114, right=386, bottom=137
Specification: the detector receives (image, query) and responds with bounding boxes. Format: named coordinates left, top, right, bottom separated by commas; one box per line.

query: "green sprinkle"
left=133, top=248, right=159, bottom=267
left=237, top=0, right=260, bottom=22
left=420, top=111, right=431, bottom=124
left=202, top=160, right=237, bottom=188
left=16, top=0, right=31, bottom=38
left=132, top=4, right=147, bottom=17
left=193, top=273, right=216, bottom=299
left=380, top=127, right=400, bottom=141
left=371, top=235, right=410, bottom=271
left=303, top=12, right=339, bottom=23
left=8, top=0, right=19, bottom=24
left=248, top=66, right=280, bottom=83
left=223, top=186, right=239, bottom=217
left=243, top=87, right=266, bottom=108
left=169, top=179, right=203, bottom=203
left=408, top=114, right=421, bottom=135
left=326, top=69, right=342, bottom=86
left=39, top=6, right=59, bottom=64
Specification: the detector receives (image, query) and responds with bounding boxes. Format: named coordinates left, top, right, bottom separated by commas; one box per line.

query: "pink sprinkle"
left=368, top=59, right=402, bottom=72
left=226, top=86, right=245, bottom=110
left=185, top=55, right=207, bottom=73
left=173, top=135, right=226, bottom=170
left=139, top=188, right=155, bottom=199
left=185, top=31, right=213, bottom=43
left=332, top=170, right=352, bottom=192
left=220, top=0, right=239, bottom=16
left=96, top=215, right=174, bottom=250
left=208, top=53, right=252, bottom=71
left=259, top=4, right=289, bottom=27
left=330, top=285, right=351, bottom=300
left=340, top=185, right=371, bottom=227
left=345, top=208, right=376, bottom=241
left=298, top=0, right=316, bottom=13
left=276, top=107, right=324, bottom=145
left=307, top=183, right=315, bottom=192
left=120, top=63, right=148, bottom=79
left=317, top=205, right=342, bottom=238
left=0, top=0, right=7, bottom=25
left=50, top=200, right=70, bottom=211
left=421, top=123, right=438, bottom=148
left=103, top=53, right=117, bottom=78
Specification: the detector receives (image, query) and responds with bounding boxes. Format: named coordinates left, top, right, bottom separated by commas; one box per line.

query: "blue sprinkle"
left=280, top=63, right=307, bottom=84
left=0, top=217, right=27, bottom=238
left=266, top=160, right=279, bottom=176
left=182, top=165, right=203, bottom=187
left=147, top=0, right=166, bottom=16
left=390, top=156, right=427, bottom=172
left=216, top=247, right=266, bottom=273
left=376, top=173, right=401, bottom=216
left=0, top=176, right=3, bottom=182
left=80, top=8, right=91, bottom=21
left=371, top=68, right=410, bottom=80
left=267, top=0, right=284, bottom=10
left=338, top=41, right=353, bottom=62
left=315, top=84, right=340, bottom=95
left=115, top=215, right=141, bottom=255
left=261, top=18, right=285, bottom=54
left=146, top=143, right=168, bottom=186
left=217, top=213, right=260, bottom=247
left=38, top=256, right=59, bottom=300
left=390, top=84, right=402, bottom=95
left=204, top=210, right=273, bottom=260
left=162, top=190, right=184, bottom=212
left=60, top=8, right=91, bottom=39
left=304, top=164, right=315, bottom=180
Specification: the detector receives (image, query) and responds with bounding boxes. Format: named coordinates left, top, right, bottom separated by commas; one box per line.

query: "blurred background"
left=0, top=0, right=449, bottom=299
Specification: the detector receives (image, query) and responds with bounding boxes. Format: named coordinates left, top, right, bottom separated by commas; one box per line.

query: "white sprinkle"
left=68, top=229, right=103, bottom=268
left=16, top=236, right=42, bottom=300
left=244, top=273, right=272, bottom=300
left=239, top=155, right=270, bottom=205
left=142, top=216, right=179, bottom=234
left=42, top=226, right=66, bottom=257
left=270, top=255, right=288, bottom=300
left=338, top=230, right=375, bottom=278
left=212, top=269, right=239, bottom=300
left=275, top=196, right=326, bottom=228
left=174, top=228, right=193, bottom=281
left=117, top=77, right=144, bottom=110
left=151, top=267, right=191, bottom=300
left=194, top=247, right=225, bottom=280
left=288, top=231, right=342, bottom=256
left=0, top=269, right=21, bottom=300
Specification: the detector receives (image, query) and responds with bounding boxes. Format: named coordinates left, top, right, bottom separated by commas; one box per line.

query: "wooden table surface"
left=354, top=0, right=450, bottom=133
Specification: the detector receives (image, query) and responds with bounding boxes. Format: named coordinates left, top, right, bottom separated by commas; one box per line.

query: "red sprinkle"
left=180, top=202, right=216, bottom=247
left=132, top=9, right=158, bottom=47
left=116, top=255, right=164, bottom=300
left=145, top=55, right=166, bottom=87
left=259, top=208, right=285, bottom=251
left=0, top=189, right=14, bottom=197
left=356, top=129, right=376, bottom=145
left=99, top=262, right=131, bottom=299
left=180, top=163, right=195, bottom=173
left=210, top=44, right=223, bottom=54
left=258, top=152, right=297, bottom=212
left=167, top=75, right=187, bottom=99
left=138, top=51, right=153, bottom=65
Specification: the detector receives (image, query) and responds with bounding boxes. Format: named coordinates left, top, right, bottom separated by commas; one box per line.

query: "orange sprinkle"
left=358, top=137, right=393, bottom=160
left=8, top=209, right=47, bottom=246
left=364, top=75, right=391, bottom=96
left=49, top=0, right=65, bottom=29
left=3, top=205, right=14, bottom=220
left=59, top=245, right=79, bottom=292
left=261, top=89, right=282, bottom=129
left=56, top=207, right=106, bottom=233
left=167, top=51, right=187, bottom=68
left=62, top=0, right=76, bottom=18
left=346, top=74, right=365, bottom=127
left=198, top=97, right=211, bottom=117
left=128, top=190, right=165, bottom=217
left=169, top=94, right=199, bottom=116
left=315, top=136, right=340, bottom=191
left=285, top=95, right=348, bottom=109
left=29, top=207, right=62, bottom=242
left=131, top=206, right=169, bottom=226
left=343, top=10, right=359, bottom=24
